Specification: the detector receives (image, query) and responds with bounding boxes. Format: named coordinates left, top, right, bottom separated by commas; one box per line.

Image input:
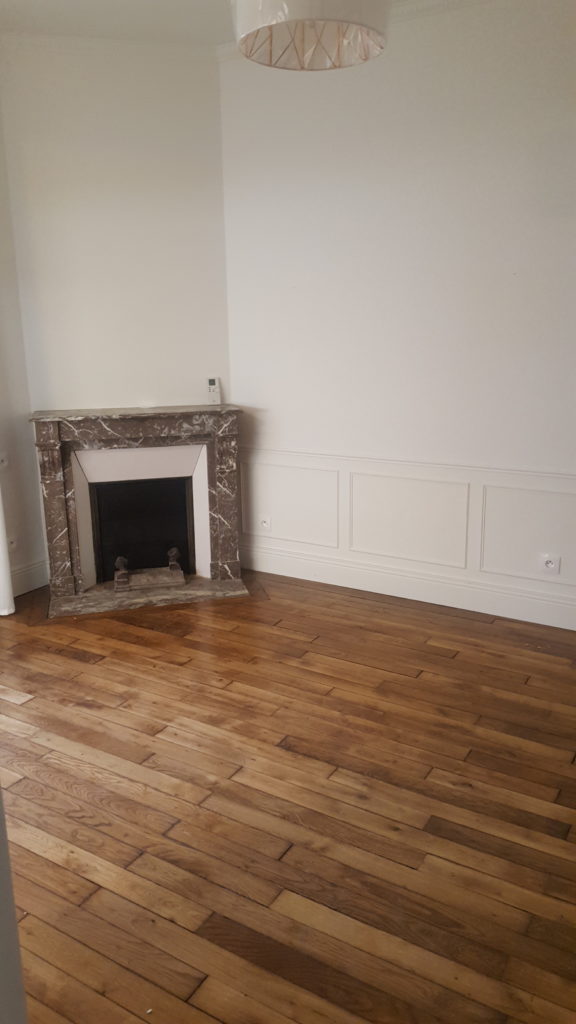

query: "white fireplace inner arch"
left=71, top=444, right=211, bottom=590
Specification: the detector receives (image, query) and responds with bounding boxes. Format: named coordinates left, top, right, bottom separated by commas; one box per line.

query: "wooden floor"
left=1, top=572, right=576, bottom=1024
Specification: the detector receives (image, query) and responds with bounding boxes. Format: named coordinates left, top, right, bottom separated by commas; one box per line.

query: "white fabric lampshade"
left=0, top=484, right=14, bottom=616
left=230, top=0, right=389, bottom=70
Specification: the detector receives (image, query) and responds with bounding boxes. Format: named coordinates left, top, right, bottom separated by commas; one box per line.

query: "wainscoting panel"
left=241, top=461, right=339, bottom=548
left=482, top=485, right=576, bottom=584
left=351, top=474, right=469, bottom=568
left=240, top=449, right=576, bottom=629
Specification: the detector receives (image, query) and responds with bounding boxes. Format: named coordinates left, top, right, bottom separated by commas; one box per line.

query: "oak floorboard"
left=19, top=915, right=214, bottom=1023
left=2, top=574, right=575, bottom=1024
left=6, top=843, right=98, bottom=904
left=271, top=892, right=575, bottom=1024
left=87, top=887, right=376, bottom=1024
left=127, top=844, right=576, bottom=982
left=21, top=947, right=145, bottom=1024
left=13, top=875, right=205, bottom=999
left=26, top=996, right=77, bottom=1024
left=195, top=912, right=498, bottom=1024
left=191, top=976, right=296, bottom=1024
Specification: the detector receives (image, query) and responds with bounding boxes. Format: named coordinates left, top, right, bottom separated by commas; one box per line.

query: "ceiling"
left=0, top=1, right=483, bottom=48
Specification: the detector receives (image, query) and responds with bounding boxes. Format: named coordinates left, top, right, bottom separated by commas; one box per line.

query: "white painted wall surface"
left=221, top=0, right=576, bottom=626
left=222, top=0, right=575, bottom=470
left=0, top=102, right=46, bottom=597
left=0, top=35, right=230, bottom=410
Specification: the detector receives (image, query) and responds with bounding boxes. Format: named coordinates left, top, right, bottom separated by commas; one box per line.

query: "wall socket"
left=539, top=553, right=561, bottom=574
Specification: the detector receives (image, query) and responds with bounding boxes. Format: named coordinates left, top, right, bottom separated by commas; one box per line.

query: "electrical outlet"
left=259, top=517, right=271, bottom=531
left=539, top=553, right=561, bottom=574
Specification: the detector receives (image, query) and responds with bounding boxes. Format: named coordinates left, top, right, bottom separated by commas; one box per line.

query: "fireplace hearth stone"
left=49, top=576, right=246, bottom=618
left=31, top=405, right=247, bottom=618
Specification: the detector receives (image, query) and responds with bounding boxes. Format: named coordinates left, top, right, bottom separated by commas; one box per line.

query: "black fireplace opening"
left=90, top=477, right=195, bottom=583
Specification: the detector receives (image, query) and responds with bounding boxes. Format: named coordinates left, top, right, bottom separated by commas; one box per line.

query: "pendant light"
left=230, top=1, right=390, bottom=71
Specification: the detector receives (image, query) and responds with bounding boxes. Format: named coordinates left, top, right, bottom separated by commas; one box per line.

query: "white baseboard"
left=241, top=545, right=576, bottom=629
left=11, top=559, right=49, bottom=597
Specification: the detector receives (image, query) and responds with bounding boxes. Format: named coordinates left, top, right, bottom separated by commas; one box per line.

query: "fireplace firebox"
left=90, top=476, right=194, bottom=583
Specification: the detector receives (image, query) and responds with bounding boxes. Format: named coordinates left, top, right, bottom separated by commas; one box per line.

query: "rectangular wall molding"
left=241, top=462, right=339, bottom=549
left=240, top=448, right=576, bottom=629
left=351, top=473, right=469, bottom=568
left=481, top=485, right=576, bottom=584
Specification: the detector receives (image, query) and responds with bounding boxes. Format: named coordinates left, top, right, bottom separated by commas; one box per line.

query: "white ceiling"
left=0, top=1, right=486, bottom=47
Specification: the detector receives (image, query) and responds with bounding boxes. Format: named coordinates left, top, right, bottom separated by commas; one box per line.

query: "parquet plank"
left=0, top=697, right=151, bottom=762
left=328, top=768, right=575, bottom=846
left=130, top=849, right=550, bottom=983
left=7, top=843, right=98, bottom=904
left=418, top=855, right=576, bottom=925
left=0, top=681, right=35, bottom=704
left=7, top=817, right=210, bottom=930
left=26, top=996, right=74, bottom=1024
left=191, top=977, right=295, bottom=1024
left=465, top=748, right=576, bottom=791
left=19, top=916, right=214, bottom=1023
left=21, top=948, right=145, bottom=1024
left=373, top=672, right=576, bottom=731
left=271, top=892, right=574, bottom=1024
left=24, top=731, right=212, bottom=803
left=504, top=959, right=576, bottom=1012
left=0, top=764, right=22, bottom=786
left=8, top=766, right=179, bottom=835
left=526, top=916, right=576, bottom=954
left=424, top=816, right=576, bottom=883
left=4, top=789, right=140, bottom=866
left=424, top=768, right=576, bottom=826
left=13, top=876, right=204, bottom=998
left=87, top=888, right=376, bottom=1024
left=281, top=733, right=559, bottom=801
left=196, top=913, right=499, bottom=1024
left=203, top=785, right=427, bottom=869
left=152, top=719, right=333, bottom=778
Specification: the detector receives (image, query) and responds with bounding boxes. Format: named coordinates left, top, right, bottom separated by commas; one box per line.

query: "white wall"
left=222, top=0, right=576, bottom=627
left=0, top=35, right=229, bottom=410
left=0, top=99, right=46, bottom=596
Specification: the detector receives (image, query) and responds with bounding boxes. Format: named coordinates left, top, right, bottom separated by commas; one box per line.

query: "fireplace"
left=31, top=405, right=247, bottom=617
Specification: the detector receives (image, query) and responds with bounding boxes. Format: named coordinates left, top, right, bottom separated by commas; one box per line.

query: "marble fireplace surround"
left=31, top=405, right=247, bottom=617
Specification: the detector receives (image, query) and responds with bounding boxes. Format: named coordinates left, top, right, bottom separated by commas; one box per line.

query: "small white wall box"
left=207, top=378, right=221, bottom=404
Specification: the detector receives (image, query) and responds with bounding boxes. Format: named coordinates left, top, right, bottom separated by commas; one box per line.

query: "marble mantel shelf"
left=31, top=404, right=246, bottom=617
left=30, top=404, right=240, bottom=421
